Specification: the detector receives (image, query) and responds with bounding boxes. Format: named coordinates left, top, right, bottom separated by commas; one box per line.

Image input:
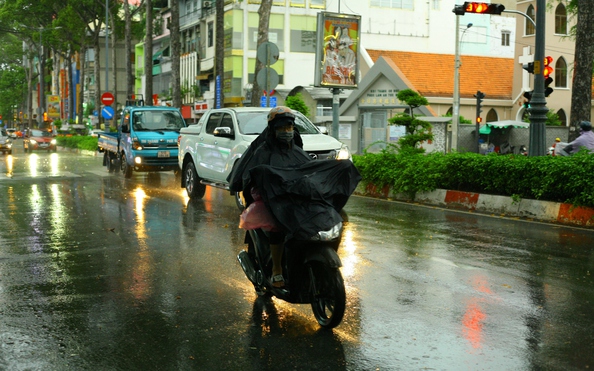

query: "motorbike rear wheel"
left=309, top=263, right=346, bottom=329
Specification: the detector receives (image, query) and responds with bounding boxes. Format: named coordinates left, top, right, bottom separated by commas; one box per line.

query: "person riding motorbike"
left=559, top=121, right=594, bottom=156
left=228, top=106, right=311, bottom=288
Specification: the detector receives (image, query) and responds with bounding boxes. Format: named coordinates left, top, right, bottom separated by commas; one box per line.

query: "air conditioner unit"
left=203, top=1, right=211, bottom=7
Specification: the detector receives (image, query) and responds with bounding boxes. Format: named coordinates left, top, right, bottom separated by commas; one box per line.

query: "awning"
left=153, top=46, right=170, bottom=61
left=480, top=120, right=530, bottom=135
left=196, top=74, right=210, bottom=80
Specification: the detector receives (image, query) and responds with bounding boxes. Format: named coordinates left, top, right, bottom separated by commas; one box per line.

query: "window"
left=555, top=4, right=567, bottom=35
left=205, top=112, right=223, bottom=134
left=557, top=109, right=567, bottom=126
left=555, top=57, right=567, bottom=88
left=290, top=15, right=317, bottom=53
left=370, top=0, right=413, bottom=10
left=310, top=0, right=325, bottom=8
left=432, top=0, right=440, bottom=10
left=525, top=5, right=535, bottom=36
left=208, top=21, right=214, bottom=47
left=501, top=31, right=510, bottom=46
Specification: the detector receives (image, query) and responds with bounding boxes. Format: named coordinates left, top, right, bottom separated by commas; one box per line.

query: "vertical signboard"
left=47, top=95, right=61, bottom=119
left=314, top=12, right=361, bottom=89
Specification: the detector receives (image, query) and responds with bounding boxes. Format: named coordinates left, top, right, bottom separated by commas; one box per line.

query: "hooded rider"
left=228, top=106, right=311, bottom=288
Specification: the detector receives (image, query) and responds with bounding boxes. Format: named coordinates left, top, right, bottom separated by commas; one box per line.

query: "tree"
left=250, top=0, right=272, bottom=107
left=170, top=0, right=181, bottom=108
left=285, top=93, right=310, bottom=117
left=567, top=0, right=594, bottom=140
left=388, top=89, right=433, bottom=154
left=145, top=0, right=153, bottom=105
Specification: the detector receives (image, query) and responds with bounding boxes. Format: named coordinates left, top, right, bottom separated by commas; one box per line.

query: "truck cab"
left=98, top=97, right=187, bottom=177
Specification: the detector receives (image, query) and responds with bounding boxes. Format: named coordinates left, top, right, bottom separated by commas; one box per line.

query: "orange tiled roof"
left=367, top=49, right=514, bottom=100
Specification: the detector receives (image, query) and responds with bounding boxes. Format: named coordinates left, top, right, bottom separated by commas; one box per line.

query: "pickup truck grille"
left=306, top=150, right=337, bottom=160
left=143, top=143, right=178, bottom=149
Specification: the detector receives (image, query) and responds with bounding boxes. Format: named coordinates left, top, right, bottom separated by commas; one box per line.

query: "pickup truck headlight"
left=336, top=144, right=351, bottom=160
left=30, top=139, right=37, bottom=145
left=132, top=138, right=143, bottom=150
left=50, top=139, right=57, bottom=145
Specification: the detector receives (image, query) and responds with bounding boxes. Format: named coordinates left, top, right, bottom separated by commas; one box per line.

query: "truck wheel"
left=184, top=162, right=206, bottom=199
left=105, top=152, right=114, bottom=173
left=121, top=154, right=133, bottom=178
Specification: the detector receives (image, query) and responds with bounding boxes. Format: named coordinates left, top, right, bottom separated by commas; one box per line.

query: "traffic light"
left=543, top=56, right=553, bottom=78
left=523, top=62, right=534, bottom=74
left=544, top=77, right=553, bottom=97
left=523, top=90, right=533, bottom=108
left=474, top=90, right=485, bottom=124
left=43, top=112, right=48, bottom=122
left=454, top=2, right=505, bottom=15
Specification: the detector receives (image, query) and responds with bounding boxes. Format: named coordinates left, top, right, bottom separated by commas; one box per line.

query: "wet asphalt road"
left=1, top=143, right=594, bottom=370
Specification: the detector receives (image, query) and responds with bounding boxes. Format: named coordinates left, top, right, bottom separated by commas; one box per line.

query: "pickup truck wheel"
left=121, top=154, right=133, bottom=178
left=184, top=162, right=206, bottom=199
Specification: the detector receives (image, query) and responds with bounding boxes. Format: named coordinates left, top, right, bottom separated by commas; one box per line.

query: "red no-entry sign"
left=101, top=92, right=115, bottom=106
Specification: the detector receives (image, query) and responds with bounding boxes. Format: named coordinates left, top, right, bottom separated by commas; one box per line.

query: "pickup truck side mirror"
left=213, top=127, right=234, bottom=138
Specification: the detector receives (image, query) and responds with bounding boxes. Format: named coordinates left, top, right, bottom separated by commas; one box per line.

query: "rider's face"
left=275, top=124, right=294, bottom=133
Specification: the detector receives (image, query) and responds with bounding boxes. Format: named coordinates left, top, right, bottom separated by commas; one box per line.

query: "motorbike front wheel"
left=309, top=263, right=346, bottom=329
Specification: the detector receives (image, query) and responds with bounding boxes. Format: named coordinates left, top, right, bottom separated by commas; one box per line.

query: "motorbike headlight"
left=311, top=222, right=343, bottom=241
left=336, top=144, right=351, bottom=160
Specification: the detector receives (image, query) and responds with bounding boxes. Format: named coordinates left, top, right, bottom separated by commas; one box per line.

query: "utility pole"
left=527, top=0, right=548, bottom=156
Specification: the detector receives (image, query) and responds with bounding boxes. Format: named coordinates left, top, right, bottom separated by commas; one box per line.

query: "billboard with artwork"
left=47, top=95, right=61, bottom=119
left=314, top=12, right=361, bottom=89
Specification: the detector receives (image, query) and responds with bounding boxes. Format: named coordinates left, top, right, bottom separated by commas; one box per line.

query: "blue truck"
left=97, top=98, right=187, bottom=178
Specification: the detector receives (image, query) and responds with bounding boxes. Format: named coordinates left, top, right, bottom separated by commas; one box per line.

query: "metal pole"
left=528, top=0, right=547, bottom=156
left=451, top=16, right=460, bottom=152
left=332, top=88, right=340, bottom=140
left=38, top=30, right=42, bottom=128
left=105, top=0, right=109, bottom=93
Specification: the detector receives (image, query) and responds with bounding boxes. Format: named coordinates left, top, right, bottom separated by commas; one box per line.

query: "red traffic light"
left=543, top=56, right=554, bottom=78
left=463, top=2, right=505, bottom=15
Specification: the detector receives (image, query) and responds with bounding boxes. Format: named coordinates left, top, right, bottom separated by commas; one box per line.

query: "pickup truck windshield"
left=238, top=111, right=321, bottom=135
left=132, top=110, right=186, bottom=131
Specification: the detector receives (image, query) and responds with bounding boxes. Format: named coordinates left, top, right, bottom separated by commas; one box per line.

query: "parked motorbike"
left=237, top=221, right=346, bottom=329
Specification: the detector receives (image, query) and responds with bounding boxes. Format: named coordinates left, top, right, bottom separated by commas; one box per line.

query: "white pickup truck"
left=178, top=107, right=350, bottom=204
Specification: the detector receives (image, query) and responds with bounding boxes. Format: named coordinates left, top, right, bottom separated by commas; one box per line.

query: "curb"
left=356, top=183, right=594, bottom=229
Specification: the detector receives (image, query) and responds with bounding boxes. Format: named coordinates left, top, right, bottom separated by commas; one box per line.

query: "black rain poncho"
left=246, top=160, right=361, bottom=240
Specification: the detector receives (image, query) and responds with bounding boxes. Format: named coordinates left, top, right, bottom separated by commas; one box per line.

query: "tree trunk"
left=569, top=0, right=594, bottom=140
left=110, top=7, right=118, bottom=120
left=250, top=0, right=272, bottom=108
left=78, top=44, right=86, bottom=129
left=215, top=0, right=225, bottom=108
left=145, top=0, right=153, bottom=106
left=94, top=33, right=102, bottom=128
left=171, top=0, right=181, bottom=108
left=125, top=0, right=134, bottom=98
left=27, top=55, right=35, bottom=129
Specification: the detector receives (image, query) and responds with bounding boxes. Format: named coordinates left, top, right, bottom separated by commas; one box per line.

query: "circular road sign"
left=101, top=92, right=115, bottom=106
left=256, top=67, right=279, bottom=92
left=257, top=42, right=279, bottom=65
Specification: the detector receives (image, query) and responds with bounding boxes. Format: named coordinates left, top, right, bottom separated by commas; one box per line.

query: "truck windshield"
left=132, top=110, right=186, bottom=132
left=238, top=111, right=321, bottom=135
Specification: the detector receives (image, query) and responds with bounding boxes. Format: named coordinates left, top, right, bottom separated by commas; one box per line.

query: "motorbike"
left=237, top=220, right=346, bottom=329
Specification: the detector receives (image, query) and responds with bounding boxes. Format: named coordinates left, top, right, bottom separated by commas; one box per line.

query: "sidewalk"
left=356, top=183, right=594, bottom=229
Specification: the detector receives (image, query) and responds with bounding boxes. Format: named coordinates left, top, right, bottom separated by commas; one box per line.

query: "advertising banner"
left=47, top=95, right=61, bottom=119
left=314, top=12, right=361, bottom=89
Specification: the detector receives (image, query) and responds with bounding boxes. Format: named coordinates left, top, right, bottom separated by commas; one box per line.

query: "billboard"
left=314, top=12, right=361, bottom=89
left=47, top=95, right=61, bottom=119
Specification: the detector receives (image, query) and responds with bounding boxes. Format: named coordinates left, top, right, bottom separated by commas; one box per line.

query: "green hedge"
left=353, top=151, right=594, bottom=208
left=56, top=135, right=99, bottom=152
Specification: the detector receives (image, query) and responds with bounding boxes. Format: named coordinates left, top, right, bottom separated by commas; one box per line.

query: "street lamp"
left=451, top=21, right=472, bottom=152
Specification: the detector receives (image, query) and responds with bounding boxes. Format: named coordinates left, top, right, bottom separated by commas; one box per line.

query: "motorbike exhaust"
left=237, top=250, right=257, bottom=284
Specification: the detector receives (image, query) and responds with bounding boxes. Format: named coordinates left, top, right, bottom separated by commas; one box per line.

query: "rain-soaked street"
left=1, top=142, right=594, bottom=370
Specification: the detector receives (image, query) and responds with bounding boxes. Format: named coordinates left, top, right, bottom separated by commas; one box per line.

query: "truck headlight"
left=132, top=138, right=143, bottom=150
left=336, top=144, right=351, bottom=160
left=51, top=139, right=57, bottom=145
left=30, top=139, right=37, bottom=145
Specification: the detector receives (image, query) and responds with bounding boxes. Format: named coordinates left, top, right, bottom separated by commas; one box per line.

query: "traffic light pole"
left=527, top=0, right=548, bottom=156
